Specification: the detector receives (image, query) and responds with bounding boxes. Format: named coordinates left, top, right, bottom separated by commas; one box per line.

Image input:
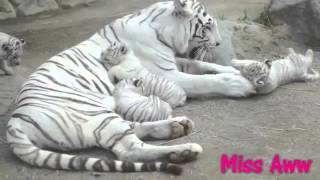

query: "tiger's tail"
left=6, top=121, right=182, bottom=175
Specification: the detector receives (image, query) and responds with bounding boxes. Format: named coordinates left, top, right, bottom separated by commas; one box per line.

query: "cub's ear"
left=173, top=0, right=196, bottom=18
left=264, top=59, right=272, bottom=68
left=20, top=39, right=26, bottom=46
left=133, top=78, right=143, bottom=87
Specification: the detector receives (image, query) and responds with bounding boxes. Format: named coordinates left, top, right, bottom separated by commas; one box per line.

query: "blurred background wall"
left=0, top=0, right=270, bottom=20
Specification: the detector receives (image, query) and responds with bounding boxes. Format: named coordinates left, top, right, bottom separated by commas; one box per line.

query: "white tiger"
left=0, top=32, right=26, bottom=75
left=7, top=0, right=236, bottom=175
left=101, top=41, right=187, bottom=108
left=113, top=78, right=173, bottom=123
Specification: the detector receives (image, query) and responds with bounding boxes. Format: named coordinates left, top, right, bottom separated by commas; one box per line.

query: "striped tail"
left=6, top=122, right=182, bottom=175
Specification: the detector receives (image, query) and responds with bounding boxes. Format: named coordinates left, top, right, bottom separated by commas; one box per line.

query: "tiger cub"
left=0, top=32, right=26, bottom=75
left=101, top=41, right=187, bottom=108
left=236, top=60, right=272, bottom=88
left=113, top=78, right=172, bottom=123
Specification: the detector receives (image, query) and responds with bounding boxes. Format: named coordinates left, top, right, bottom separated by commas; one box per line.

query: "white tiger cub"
left=0, top=32, right=26, bottom=75
left=101, top=41, right=187, bottom=108
left=231, top=48, right=319, bottom=94
left=234, top=60, right=272, bottom=88
left=113, top=78, right=173, bottom=123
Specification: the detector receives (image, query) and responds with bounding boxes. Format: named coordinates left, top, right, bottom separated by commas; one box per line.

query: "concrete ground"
left=1, top=0, right=320, bottom=180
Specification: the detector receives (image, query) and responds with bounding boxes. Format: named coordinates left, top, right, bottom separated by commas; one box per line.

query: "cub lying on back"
left=101, top=41, right=187, bottom=108
left=234, top=59, right=272, bottom=89
left=232, top=48, right=319, bottom=94
left=0, top=32, right=25, bottom=75
left=113, top=78, right=173, bottom=123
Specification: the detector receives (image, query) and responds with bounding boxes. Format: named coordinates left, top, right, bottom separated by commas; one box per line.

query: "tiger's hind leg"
left=130, top=116, right=194, bottom=140
left=85, top=115, right=202, bottom=163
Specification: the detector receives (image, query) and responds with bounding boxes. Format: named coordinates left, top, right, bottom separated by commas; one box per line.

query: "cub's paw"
left=288, top=49, right=319, bottom=82
left=220, top=73, right=256, bottom=97
left=3, top=67, right=14, bottom=76
left=168, top=143, right=203, bottom=163
left=170, top=116, right=194, bottom=139
left=304, top=68, right=320, bottom=82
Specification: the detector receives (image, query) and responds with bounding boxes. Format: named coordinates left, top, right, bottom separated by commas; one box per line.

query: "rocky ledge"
left=0, top=0, right=96, bottom=20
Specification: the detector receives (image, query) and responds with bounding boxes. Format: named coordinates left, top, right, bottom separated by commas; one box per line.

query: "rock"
left=10, top=0, right=59, bottom=16
left=56, top=0, right=96, bottom=8
left=213, top=20, right=303, bottom=64
left=269, top=0, right=320, bottom=46
left=0, top=0, right=16, bottom=20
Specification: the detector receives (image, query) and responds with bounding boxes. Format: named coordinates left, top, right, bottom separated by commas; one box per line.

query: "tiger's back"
left=6, top=0, right=210, bottom=174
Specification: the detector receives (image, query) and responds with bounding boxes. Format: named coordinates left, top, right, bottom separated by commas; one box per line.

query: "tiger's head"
left=0, top=32, right=26, bottom=67
left=100, top=41, right=129, bottom=68
left=173, top=0, right=221, bottom=54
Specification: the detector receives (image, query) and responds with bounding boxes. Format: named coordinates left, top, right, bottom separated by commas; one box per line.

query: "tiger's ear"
left=133, top=79, right=143, bottom=87
left=264, top=59, right=272, bottom=68
left=173, top=0, right=195, bottom=18
left=20, top=39, right=26, bottom=46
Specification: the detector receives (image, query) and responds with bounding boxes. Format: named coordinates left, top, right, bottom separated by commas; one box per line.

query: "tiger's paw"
left=288, top=49, right=319, bottom=82
left=220, top=73, right=256, bottom=97
left=168, top=143, right=203, bottom=163
left=170, top=116, right=194, bottom=139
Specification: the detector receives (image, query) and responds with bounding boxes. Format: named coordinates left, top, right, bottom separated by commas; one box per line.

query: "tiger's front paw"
left=220, top=73, right=256, bottom=97
left=170, top=116, right=194, bottom=139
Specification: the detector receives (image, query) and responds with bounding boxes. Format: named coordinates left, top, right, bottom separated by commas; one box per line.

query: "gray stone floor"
left=1, top=0, right=320, bottom=180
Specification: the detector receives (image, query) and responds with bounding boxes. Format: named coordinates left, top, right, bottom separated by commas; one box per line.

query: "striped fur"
left=101, top=40, right=187, bottom=108
left=0, top=32, right=26, bottom=75
left=7, top=0, right=215, bottom=175
left=114, top=79, right=173, bottom=123
left=231, top=48, right=319, bottom=94
left=236, top=60, right=272, bottom=88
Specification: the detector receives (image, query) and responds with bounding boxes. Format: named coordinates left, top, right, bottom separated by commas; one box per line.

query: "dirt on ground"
left=1, top=0, right=320, bottom=180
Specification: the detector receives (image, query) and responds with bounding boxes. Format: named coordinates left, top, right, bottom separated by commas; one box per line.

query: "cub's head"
left=114, top=78, right=144, bottom=95
left=0, top=32, right=26, bottom=67
left=101, top=41, right=128, bottom=68
left=173, top=0, right=221, bottom=54
left=241, top=60, right=272, bottom=88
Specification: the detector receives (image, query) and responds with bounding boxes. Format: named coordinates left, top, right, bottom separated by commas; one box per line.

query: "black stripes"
left=12, top=113, right=59, bottom=145
left=151, top=8, right=167, bottom=23
left=68, top=156, right=87, bottom=170
left=92, top=160, right=104, bottom=171
left=92, top=160, right=116, bottom=172
left=109, top=24, right=120, bottom=42
left=122, top=161, right=135, bottom=172
left=141, top=162, right=157, bottom=172
left=139, top=8, right=157, bottom=25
